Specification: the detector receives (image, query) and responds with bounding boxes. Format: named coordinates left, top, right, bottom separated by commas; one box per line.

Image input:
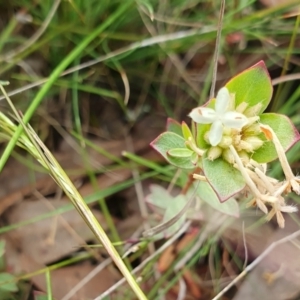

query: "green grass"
left=0, top=0, right=300, bottom=299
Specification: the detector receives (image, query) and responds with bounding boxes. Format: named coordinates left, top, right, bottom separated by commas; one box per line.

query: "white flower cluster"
left=189, top=87, right=248, bottom=146
left=189, top=87, right=298, bottom=227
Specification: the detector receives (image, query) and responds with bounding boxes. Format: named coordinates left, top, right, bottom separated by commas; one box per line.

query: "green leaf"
left=163, top=194, right=187, bottom=237
left=195, top=182, right=239, bottom=217
left=146, top=184, right=171, bottom=211
left=0, top=273, right=18, bottom=292
left=253, top=113, right=300, bottom=163
left=146, top=185, right=187, bottom=237
left=225, top=61, right=272, bottom=114
left=168, top=148, right=193, bottom=158
left=202, top=153, right=245, bottom=202
left=151, top=132, right=195, bottom=169
left=181, top=121, right=193, bottom=140
left=195, top=123, right=210, bottom=149
left=166, top=118, right=183, bottom=137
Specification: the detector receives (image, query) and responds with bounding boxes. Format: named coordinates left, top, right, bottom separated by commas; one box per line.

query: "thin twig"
left=33, top=190, right=100, bottom=260
left=62, top=225, right=144, bottom=300
left=177, top=278, right=187, bottom=300
left=212, top=228, right=300, bottom=300
left=62, top=258, right=112, bottom=300
left=272, top=73, right=300, bottom=86
left=94, top=221, right=191, bottom=300
left=242, top=221, right=248, bottom=270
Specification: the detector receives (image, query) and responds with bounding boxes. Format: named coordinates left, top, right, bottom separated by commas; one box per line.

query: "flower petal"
left=222, top=111, right=248, bottom=129
left=209, top=120, right=223, bottom=146
left=189, top=107, right=216, bottom=124
left=215, top=87, right=230, bottom=114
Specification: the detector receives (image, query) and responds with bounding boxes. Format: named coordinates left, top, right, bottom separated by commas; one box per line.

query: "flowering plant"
left=151, top=61, right=300, bottom=228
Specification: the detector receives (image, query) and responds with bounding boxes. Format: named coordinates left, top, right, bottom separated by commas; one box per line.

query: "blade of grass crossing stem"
left=70, top=70, right=131, bottom=268
left=70, top=61, right=130, bottom=268
left=25, top=123, right=148, bottom=298
left=122, top=151, right=174, bottom=177
left=0, top=1, right=133, bottom=172
left=0, top=170, right=158, bottom=235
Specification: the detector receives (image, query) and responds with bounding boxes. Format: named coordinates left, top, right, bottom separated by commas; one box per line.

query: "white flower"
left=189, top=87, right=248, bottom=146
